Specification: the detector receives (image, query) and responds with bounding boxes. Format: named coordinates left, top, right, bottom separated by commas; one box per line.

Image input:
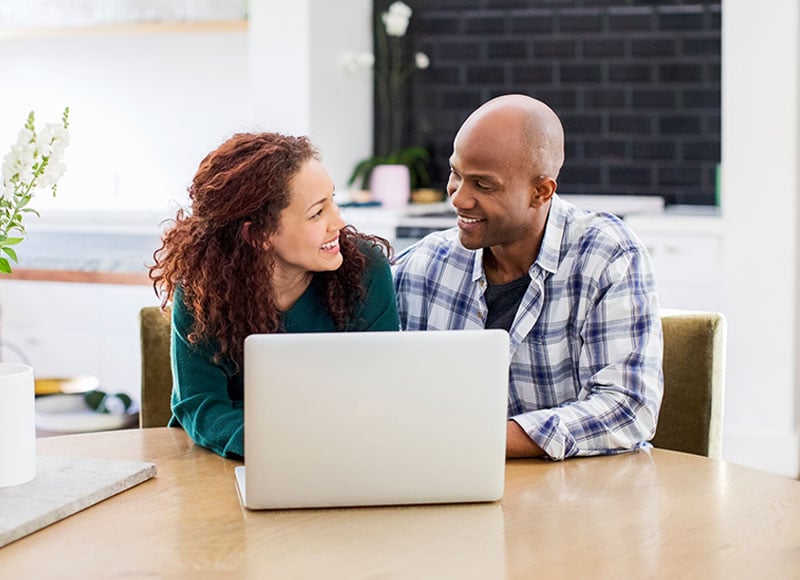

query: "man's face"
left=446, top=118, right=539, bottom=251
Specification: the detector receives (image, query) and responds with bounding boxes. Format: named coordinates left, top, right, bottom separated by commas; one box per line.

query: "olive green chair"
left=652, top=310, right=726, bottom=459
left=138, top=307, right=727, bottom=457
left=139, top=306, right=173, bottom=428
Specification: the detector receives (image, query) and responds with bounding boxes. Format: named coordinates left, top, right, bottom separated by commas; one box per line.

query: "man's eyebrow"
left=448, top=157, right=500, bottom=184
left=462, top=170, right=500, bottom=182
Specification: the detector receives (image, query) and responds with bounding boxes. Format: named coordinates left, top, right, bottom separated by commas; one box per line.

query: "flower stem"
left=376, top=12, right=390, bottom=157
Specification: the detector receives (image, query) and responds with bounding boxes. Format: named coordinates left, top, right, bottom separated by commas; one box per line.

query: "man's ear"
left=530, top=175, right=557, bottom=208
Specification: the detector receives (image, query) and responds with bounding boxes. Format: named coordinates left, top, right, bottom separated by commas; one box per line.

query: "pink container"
left=370, top=164, right=410, bottom=209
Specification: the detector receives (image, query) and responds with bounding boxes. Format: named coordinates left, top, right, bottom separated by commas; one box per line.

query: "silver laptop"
left=236, top=329, right=509, bottom=509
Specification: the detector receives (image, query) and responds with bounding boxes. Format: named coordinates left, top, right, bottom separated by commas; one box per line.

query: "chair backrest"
left=139, top=306, right=173, bottom=428
left=137, top=306, right=728, bottom=456
left=652, top=310, right=726, bottom=459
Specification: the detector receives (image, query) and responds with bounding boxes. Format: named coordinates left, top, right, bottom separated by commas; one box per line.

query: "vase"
left=0, top=363, right=36, bottom=487
left=370, top=164, right=410, bottom=210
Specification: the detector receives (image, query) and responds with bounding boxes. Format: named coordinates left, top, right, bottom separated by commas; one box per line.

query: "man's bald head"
left=455, top=94, right=565, bottom=180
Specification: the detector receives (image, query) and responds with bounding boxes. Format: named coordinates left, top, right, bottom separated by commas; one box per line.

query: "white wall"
left=721, top=0, right=800, bottom=478
left=309, top=0, right=373, bottom=192
left=0, top=30, right=251, bottom=212
left=0, top=0, right=374, bottom=213
left=249, top=0, right=373, bottom=192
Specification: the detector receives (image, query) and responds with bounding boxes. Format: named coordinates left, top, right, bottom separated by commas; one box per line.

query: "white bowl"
left=35, top=393, right=138, bottom=433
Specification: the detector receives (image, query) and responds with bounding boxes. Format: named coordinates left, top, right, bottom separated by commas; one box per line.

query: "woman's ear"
left=530, top=175, right=557, bottom=208
left=241, top=221, right=253, bottom=243
left=242, top=222, right=271, bottom=251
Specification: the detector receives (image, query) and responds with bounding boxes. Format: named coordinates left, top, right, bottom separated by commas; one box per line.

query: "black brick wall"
left=375, top=0, right=721, bottom=206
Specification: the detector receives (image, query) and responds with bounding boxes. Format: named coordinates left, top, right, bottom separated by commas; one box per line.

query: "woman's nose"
left=332, top=205, right=346, bottom=229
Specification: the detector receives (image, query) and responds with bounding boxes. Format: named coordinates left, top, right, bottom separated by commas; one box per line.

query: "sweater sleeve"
left=351, top=241, right=401, bottom=331
left=170, top=290, right=244, bottom=458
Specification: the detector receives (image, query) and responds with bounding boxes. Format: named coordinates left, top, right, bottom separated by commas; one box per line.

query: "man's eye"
left=475, top=181, right=491, bottom=190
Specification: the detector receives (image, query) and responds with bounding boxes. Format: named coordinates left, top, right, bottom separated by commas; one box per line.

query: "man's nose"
left=449, top=182, right=471, bottom=209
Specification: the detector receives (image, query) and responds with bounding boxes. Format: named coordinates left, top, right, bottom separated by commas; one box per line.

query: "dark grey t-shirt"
left=484, top=274, right=530, bottom=331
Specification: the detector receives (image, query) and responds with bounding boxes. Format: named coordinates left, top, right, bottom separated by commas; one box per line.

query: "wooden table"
left=2, top=428, right=798, bottom=578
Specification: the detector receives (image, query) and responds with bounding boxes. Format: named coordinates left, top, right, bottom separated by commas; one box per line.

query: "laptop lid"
left=239, top=329, right=509, bottom=509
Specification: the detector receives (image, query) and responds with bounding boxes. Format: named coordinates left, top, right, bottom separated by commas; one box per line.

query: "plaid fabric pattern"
left=393, top=195, right=663, bottom=459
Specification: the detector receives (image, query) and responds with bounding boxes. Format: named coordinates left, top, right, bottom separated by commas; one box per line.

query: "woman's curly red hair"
left=149, top=132, right=391, bottom=369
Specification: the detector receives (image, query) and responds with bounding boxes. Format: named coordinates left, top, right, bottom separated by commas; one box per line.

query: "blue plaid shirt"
left=393, top=195, right=663, bottom=460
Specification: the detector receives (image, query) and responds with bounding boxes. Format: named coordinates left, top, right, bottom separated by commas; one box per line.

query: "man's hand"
left=506, top=420, right=545, bottom=458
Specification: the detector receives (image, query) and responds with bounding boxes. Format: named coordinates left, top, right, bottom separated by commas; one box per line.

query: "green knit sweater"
left=169, top=244, right=400, bottom=457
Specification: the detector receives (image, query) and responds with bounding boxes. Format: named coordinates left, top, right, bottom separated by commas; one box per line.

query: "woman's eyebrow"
left=305, top=196, right=328, bottom=213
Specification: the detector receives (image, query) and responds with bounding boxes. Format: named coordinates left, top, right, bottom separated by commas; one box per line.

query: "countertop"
left=8, top=208, right=169, bottom=284
left=6, top=198, right=721, bottom=285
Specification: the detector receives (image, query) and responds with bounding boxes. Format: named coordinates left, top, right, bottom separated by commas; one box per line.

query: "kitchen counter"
left=8, top=209, right=168, bottom=284
left=7, top=195, right=684, bottom=285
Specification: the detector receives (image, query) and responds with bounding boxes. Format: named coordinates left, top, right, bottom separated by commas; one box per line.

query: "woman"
left=149, top=132, right=399, bottom=457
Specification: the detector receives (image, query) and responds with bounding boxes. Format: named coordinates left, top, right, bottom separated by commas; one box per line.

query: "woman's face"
left=268, top=158, right=346, bottom=278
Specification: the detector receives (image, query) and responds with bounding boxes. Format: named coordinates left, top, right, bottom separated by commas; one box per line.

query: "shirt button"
left=478, top=311, right=486, bottom=321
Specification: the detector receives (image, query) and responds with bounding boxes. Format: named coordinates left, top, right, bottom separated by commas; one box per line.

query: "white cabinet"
left=625, top=214, right=723, bottom=312
left=0, top=281, right=160, bottom=403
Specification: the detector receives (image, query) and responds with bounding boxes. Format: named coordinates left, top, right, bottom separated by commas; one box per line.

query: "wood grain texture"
left=7, top=268, right=150, bottom=285
left=1, top=428, right=797, bottom=577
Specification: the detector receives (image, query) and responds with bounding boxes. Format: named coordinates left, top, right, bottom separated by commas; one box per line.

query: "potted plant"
left=347, top=1, right=437, bottom=206
left=347, top=145, right=431, bottom=192
left=1, top=108, right=70, bottom=273
left=0, top=107, right=70, bottom=487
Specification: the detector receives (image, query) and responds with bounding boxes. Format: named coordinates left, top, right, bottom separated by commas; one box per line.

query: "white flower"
left=341, top=52, right=361, bottom=74
left=1, top=108, right=70, bottom=274
left=38, top=122, right=70, bottom=158
left=382, top=1, right=412, bottom=37
left=388, top=1, right=412, bottom=19
left=3, top=142, right=34, bottom=185
left=415, top=52, right=430, bottom=70
left=355, top=52, right=375, bottom=68
left=39, top=160, right=67, bottom=188
left=14, top=127, right=34, bottom=150
left=340, top=51, right=375, bottom=74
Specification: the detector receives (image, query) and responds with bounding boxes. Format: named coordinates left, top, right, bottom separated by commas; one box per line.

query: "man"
left=393, top=94, right=663, bottom=460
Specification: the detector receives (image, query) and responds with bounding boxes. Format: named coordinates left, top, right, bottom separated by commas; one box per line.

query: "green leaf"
left=83, top=390, right=106, bottom=412
left=1, top=237, right=24, bottom=246
left=0, top=257, right=11, bottom=274
left=115, top=393, right=133, bottom=411
left=348, top=146, right=433, bottom=191
left=1, top=247, right=18, bottom=263
left=24, top=111, right=35, bottom=133
left=348, top=157, right=383, bottom=189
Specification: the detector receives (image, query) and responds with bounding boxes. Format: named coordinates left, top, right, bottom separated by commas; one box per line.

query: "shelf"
left=0, top=19, right=247, bottom=40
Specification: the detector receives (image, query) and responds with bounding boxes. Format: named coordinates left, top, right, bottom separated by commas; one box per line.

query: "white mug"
left=0, top=363, right=36, bottom=487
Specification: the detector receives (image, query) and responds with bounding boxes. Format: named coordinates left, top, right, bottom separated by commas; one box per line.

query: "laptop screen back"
left=240, top=329, right=509, bottom=509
